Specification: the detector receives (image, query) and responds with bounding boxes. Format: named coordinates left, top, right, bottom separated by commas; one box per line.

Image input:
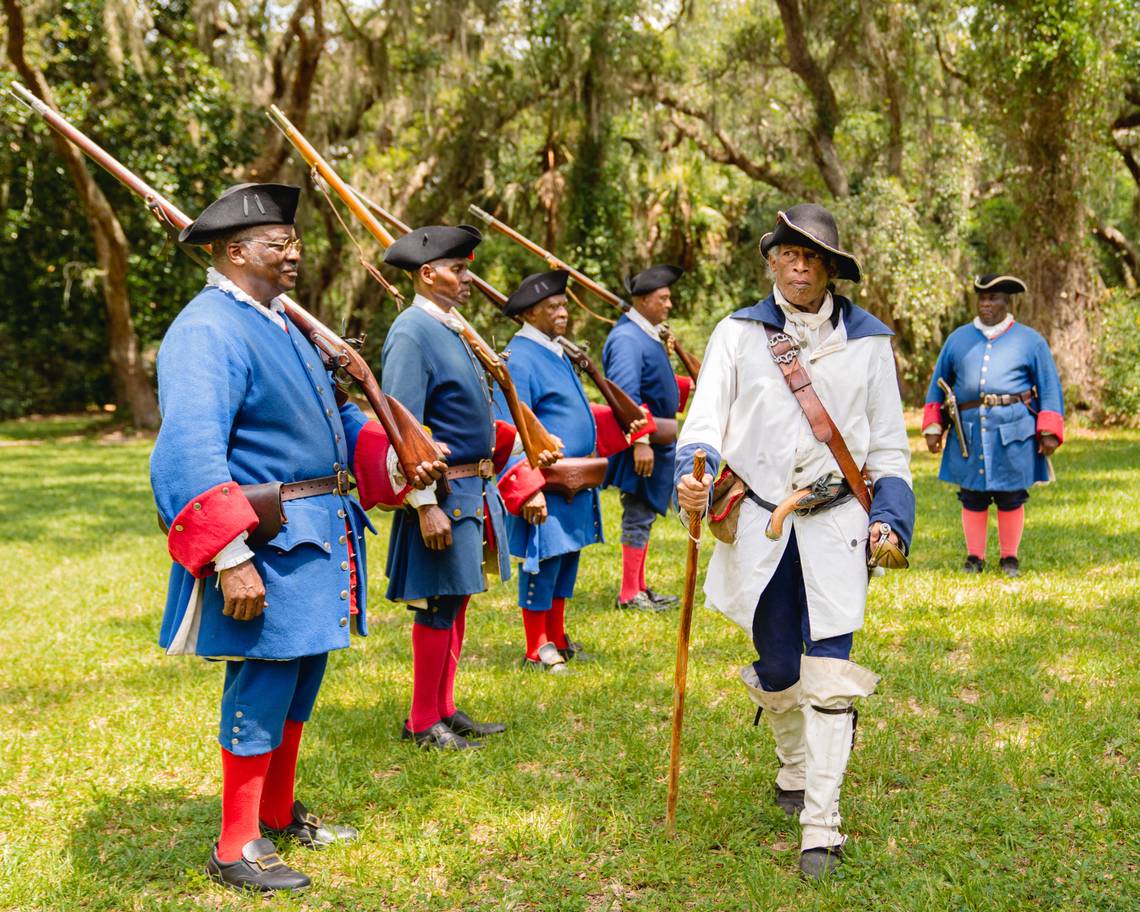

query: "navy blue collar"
left=730, top=293, right=893, bottom=339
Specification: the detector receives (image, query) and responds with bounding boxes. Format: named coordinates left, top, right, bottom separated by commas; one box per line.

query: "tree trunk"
left=5, top=0, right=160, bottom=428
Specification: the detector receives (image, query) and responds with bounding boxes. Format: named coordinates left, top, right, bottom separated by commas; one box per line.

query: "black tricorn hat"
left=974, top=274, right=1026, bottom=295
left=504, top=270, right=570, bottom=317
left=759, top=204, right=862, bottom=283
left=624, top=264, right=684, bottom=297
left=179, top=183, right=301, bottom=245
left=383, top=224, right=482, bottom=271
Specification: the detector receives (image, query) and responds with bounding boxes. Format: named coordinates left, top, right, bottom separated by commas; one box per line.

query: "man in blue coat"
left=923, top=274, right=1064, bottom=577
left=493, top=271, right=648, bottom=671
left=381, top=224, right=526, bottom=748
left=603, top=265, right=694, bottom=611
left=152, top=184, right=432, bottom=892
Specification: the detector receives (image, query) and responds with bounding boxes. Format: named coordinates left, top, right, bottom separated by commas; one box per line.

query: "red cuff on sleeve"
left=493, top=420, right=517, bottom=474
left=1036, top=410, right=1064, bottom=443
left=632, top=406, right=656, bottom=443
left=590, top=403, right=629, bottom=457
left=676, top=374, right=694, bottom=413
left=353, top=421, right=408, bottom=510
left=167, top=482, right=259, bottom=579
left=922, top=401, right=943, bottom=430
left=497, top=461, right=546, bottom=514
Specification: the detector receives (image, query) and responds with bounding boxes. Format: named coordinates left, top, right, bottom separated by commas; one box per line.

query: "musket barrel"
left=467, top=203, right=629, bottom=312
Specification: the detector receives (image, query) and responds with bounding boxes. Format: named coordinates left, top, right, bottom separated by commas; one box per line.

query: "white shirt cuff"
left=922, top=423, right=942, bottom=436
left=214, top=532, right=254, bottom=571
left=406, top=483, right=438, bottom=509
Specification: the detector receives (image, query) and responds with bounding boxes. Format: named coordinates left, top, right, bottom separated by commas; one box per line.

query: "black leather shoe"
left=401, top=719, right=482, bottom=750
left=963, top=555, right=985, bottom=573
left=559, top=637, right=593, bottom=662
left=523, top=641, right=570, bottom=673
left=263, top=800, right=358, bottom=849
left=999, top=556, right=1020, bottom=577
left=616, top=592, right=667, bottom=612
left=774, top=786, right=805, bottom=817
left=206, top=837, right=310, bottom=893
left=443, top=708, right=506, bottom=737
left=799, top=845, right=843, bottom=879
left=644, top=588, right=680, bottom=608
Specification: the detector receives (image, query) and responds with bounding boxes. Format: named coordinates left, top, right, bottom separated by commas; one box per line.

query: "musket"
left=6, top=82, right=446, bottom=487
left=358, top=193, right=648, bottom=437
left=468, top=204, right=702, bottom=382
left=266, top=105, right=561, bottom=469
left=936, top=377, right=969, bottom=458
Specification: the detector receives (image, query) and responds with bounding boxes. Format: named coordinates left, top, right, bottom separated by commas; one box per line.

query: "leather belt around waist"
left=281, top=470, right=354, bottom=500
left=958, top=389, right=1035, bottom=411
left=445, top=459, right=495, bottom=481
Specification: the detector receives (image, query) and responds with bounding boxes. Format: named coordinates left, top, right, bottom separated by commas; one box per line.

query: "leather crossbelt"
left=281, top=470, right=354, bottom=500
left=445, top=459, right=495, bottom=481
left=957, top=389, right=1035, bottom=413
left=764, top=327, right=873, bottom=515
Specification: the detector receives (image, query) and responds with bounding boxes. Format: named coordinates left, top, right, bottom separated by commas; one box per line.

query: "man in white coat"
left=675, top=204, right=915, bottom=879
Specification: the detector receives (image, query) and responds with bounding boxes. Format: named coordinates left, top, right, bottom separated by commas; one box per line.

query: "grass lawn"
left=0, top=415, right=1136, bottom=911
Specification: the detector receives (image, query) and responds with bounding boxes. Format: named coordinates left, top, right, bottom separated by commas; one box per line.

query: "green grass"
left=0, top=419, right=1136, bottom=911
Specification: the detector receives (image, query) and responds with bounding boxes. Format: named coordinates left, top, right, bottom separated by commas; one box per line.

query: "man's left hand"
left=1038, top=433, right=1060, bottom=457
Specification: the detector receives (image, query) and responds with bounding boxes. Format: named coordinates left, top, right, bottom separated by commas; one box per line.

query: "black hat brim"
left=624, top=264, right=684, bottom=297
left=504, top=270, right=571, bottom=317
left=179, top=183, right=301, bottom=246
left=973, top=274, right=1026, bottom=295
left=383, top=224, right=482, bottom=271
left=759, top=211, right=862, bottom=283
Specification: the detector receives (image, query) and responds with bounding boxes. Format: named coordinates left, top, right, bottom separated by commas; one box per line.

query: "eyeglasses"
left=243, top=237, right=303, bottom=255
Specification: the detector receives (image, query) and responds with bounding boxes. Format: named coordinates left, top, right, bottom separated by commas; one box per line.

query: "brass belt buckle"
left=477, top=458, right=494, bottom=479
left=335, top=469, right=351, bottom=495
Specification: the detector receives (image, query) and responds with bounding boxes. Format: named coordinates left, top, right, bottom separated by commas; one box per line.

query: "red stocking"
left=259, top=719, right=303, bottom=830
left=547, top=598, right=568, bottom=650
left=410, top=624, right=450, bottom=731
left=962, top=508, right=988, bottom=558
left=438, top=597, right=469, bottom=719
left=620, top=544, right=646, bottom=602
left=217, top=748, right=271, bottom=862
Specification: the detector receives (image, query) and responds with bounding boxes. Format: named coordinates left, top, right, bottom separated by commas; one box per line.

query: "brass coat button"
left=452, top=508, right=462, bottom=518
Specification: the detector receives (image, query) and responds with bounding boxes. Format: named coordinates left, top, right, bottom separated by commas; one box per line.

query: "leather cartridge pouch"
left=241, top=482, right=286, bottom=548
left=707, top=466, right=748, bottom=545
left=647, top=417, right=678, bottom=446
left=541, top=456, right=608, bottom=501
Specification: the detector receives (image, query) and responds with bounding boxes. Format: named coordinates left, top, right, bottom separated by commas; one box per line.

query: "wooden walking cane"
left=666, top=449, right=707, bottom=835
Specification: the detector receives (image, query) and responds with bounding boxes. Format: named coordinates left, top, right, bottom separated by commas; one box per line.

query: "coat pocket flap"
left=439, top=492, right=486, bottom=522
left=267, top=500, right=333, bottom=553
left=998, top=414, right=1036, bottom=445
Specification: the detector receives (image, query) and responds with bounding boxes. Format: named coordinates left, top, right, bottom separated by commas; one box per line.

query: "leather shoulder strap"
left=764, top=326, right=872, bottom=514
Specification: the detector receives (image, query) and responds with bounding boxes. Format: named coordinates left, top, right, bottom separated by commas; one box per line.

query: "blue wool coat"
left=151, top=285, right=376, bottom=660
left=602, top=314, right=680, bottom=515
left=381, top=306, right=510, bottom=601
left=492, top=336, right=604, bottom=575
left=924, top=322, right=1064, bottom=491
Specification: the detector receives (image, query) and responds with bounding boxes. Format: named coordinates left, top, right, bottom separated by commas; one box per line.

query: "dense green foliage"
left=1, top=1, right=1138, bottom=417
left=0, top=416, right=1137, bottom=910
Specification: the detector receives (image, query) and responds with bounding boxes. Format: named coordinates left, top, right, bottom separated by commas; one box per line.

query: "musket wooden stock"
left=7, top=82, right=443, bottom=485
left=468, top=203, right=702, bottom=383
left=268, top=106, right=562, bottom=470
left=666, top=449, right=707, bottom=835
left=357, top=192, right=647, bottom=438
